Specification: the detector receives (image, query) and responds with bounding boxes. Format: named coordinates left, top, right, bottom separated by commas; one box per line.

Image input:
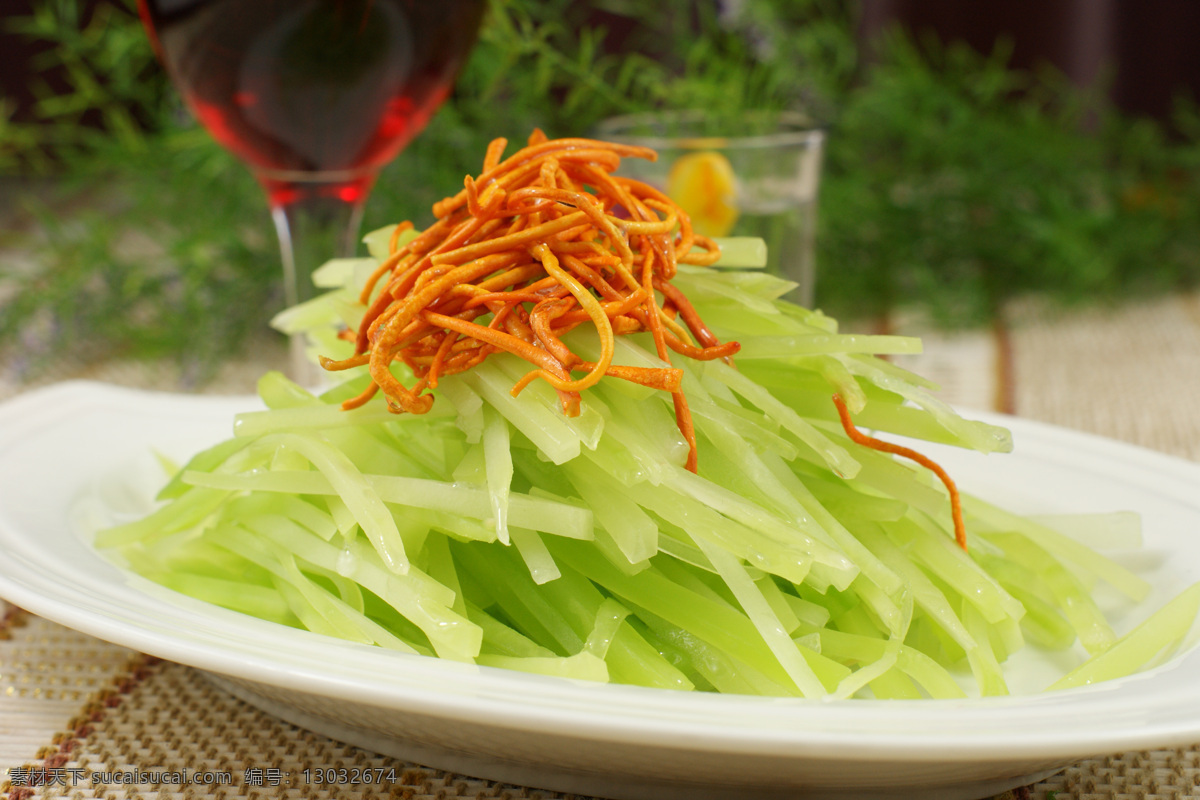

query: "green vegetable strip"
left=208, top=524, right=415, bottom=652
left=833, top=641, right=900, bottom=700
left=890, top=514, right=1025, bottom=626
left=1029, top=511, right=1142, bottom=550
left=653, top=555, right=730, bottom=605
left=848, top=573, right=911, bottom=640
left=256, top=432, right=408, bottom=574
left=481, top=405, right=513, bottom=544
left=562, top=457, right=658, bottom=564
left=855, top=526, right=985, bottom=671
left=689, top=394, right=799, bottom=461
left=155, top=572, right=295, bottom=624
left=270, top=290, right=346, bottom=336
left=510, top=528, right=561, bottom=584
left=782, top=592, right=832, bottom=629
left=237, top=518, right=478, bottom=659
left=223, top=494, right=339, bottom=541
left=960, top=601, right=1010, bottom=696
left=475, top=651, right=610, bottom=681
left=604, top=623, right=695, bottom=691
left=423, top=535, right=469, bottom=616
left=156, top=438, right=253, bottom=500
left=760, top=448, right=906, bottom=599
left=654, top=530, right=717, bottom=574
left=840, top=356, right=1012, bottom=455
left=694, top=536, right=826, bottom=696
left=181, top=469, right=592, bottom=540
left=629, top=605, right=805, bottom=696
left=981, top=532, right=1116, bottom=656
left=707, top=236, right=767, bottom=267
left=530, top=560, right=695, bottom=689
left=588, top=410, right=680, bottom=486
left=95, top=486, right=232, bottom=548
left=663, top=466, right=855, bottom=587
left=671, top=267, right=785, bottom=315
left=966, top=496, right=1151, bottom=602
left=755, top=575, right=801, bottom=634
left=610, top=468, right=814, bottom=585
left=491, top=355, right=607, bottom=450
left=705, top=360, right=861, bottom=479
left=804, top=623, right=966, bottom=699
left=583, top=598, right=631, bottom=659
left=454, top=541, right=584, bottom=656
left=468, top=602, right=556, bottom=658
left=550, top=538, right=818, bottom=695
left=615, top=391, right=692, bottom=467
left=735, top=334, right=923, bottom=359
left=462, top=368, right=581, bottom=464
left=1048, top=583, right=1200, bottom=690
left=437, top=375, right=484, bottom=443
left=233, top=403, right=450, bottom=437
left=975, top=555, right=1077, bottom=650
left=269, top=576, right=343, bottom=640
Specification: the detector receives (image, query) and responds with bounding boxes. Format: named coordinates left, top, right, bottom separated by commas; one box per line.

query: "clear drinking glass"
left=137, top=0, right=486, bottom=383
left=595, top=110, right=826, bottom=308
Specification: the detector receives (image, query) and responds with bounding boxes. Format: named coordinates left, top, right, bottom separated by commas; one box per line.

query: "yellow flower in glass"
left=666, top=151, right=739, bottom=237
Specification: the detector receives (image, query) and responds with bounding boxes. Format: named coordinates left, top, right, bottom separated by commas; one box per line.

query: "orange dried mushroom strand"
left=831, top=394, right=969, bottom=551
left=321, top=131, right=735, bottom=472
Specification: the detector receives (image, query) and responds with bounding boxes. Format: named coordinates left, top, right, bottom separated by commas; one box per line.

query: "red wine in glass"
left=137, top=0, right=486, bottom=380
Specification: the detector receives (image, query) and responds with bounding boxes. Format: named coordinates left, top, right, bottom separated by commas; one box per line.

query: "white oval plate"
left=2, top=381, right=1200, bottom=800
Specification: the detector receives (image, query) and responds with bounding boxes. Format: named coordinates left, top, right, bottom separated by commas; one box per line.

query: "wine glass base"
left=288, top=334, right=328, bottom=391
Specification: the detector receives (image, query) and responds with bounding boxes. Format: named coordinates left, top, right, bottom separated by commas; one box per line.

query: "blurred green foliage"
left=821, top=33, right=1200, bottom=324
left=2, top=0, right=1199, bottom=377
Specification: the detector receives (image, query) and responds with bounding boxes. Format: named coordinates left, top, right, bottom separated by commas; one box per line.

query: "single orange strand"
left=485, top=299, right=523, bottom=331
left=424, top=329, right=460, bottom=389
left=358, top=246, right=409, bottom=307
left=341, top=381, right=380, bottom=410
left=357, top=220, right=416, bottom=306
left=551, top=289, right=648, bottom=330
left=590, top=169, right=678, bottom=280
left=831, top=394, right=968, bottom=551
left=680, top=234, right=721, bottom=266
left=421, top=310, right=567, bottom=377
left=464, top=290, right=553, bottom=309
left=654, top=278, right=721, bottom=350
left=320, top=352, right=370, bottom=371
left=428, top=211, right=591, bottom=267
left=482, top=137, right=508, bottom=172
left=528, top=297, right=579, bottom=368
left=388, top=219, right=414, bottom=254
left=638, top=245, right=699, bottom=471
left=434, top=146, right=629, bottom=218
left=617, top=176, right=705, bottom=266
left=672, top=391, right=698, bottom=472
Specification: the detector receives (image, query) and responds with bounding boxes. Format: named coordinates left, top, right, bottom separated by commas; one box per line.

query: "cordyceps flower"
left=319, top=129, right=740, bottom=472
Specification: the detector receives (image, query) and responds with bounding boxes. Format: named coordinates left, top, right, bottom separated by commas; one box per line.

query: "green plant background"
left=3, top=0, right=1199, bottom=381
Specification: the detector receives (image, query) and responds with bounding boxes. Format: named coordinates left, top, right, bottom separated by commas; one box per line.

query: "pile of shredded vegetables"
left=92, top=132, right=1200, bottom=700
left=320, top=130, right=736, bottom=474
left=320, top=131, right=968, bottom=550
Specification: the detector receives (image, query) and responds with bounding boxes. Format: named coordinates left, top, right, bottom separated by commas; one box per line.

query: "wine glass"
left=137, top=0, right=486, bottom=384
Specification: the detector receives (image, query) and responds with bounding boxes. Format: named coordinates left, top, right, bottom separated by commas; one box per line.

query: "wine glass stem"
left=268, top=182, right=369, bottom=387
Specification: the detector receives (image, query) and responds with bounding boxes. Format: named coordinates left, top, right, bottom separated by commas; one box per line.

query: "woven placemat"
left=1007, top=293, right=1200, bottom=462
left=4, top=291, right=1200, bottom=799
